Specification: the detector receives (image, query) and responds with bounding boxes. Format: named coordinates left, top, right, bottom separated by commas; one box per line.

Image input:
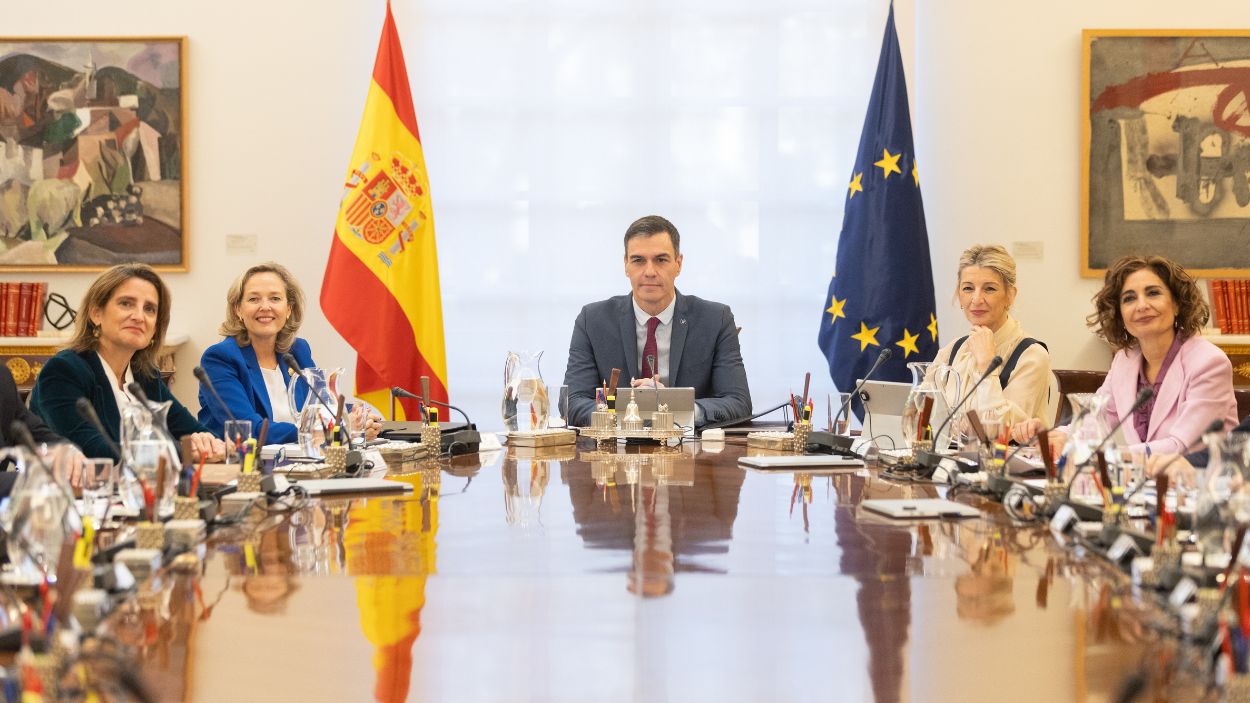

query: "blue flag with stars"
left=818, top=4, right=937, bottom=404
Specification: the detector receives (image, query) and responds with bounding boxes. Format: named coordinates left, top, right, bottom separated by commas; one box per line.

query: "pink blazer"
left=1097, top=336, right=1237, bottom=454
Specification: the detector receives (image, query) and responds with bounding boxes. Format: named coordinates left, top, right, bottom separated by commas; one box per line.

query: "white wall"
left=916, top=0, right=1250, bottom=374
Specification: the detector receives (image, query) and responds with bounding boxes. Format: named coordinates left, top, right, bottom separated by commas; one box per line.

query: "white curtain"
left=403, top=0, right=890, bottom=429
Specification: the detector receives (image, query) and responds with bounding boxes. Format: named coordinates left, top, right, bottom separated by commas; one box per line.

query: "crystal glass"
left=502, top=350, right=549, bottom=432
left=80, top=458, right=117, bottom=524
left=121, top=438, right=179, bottom=517
left=1200, top=431, right=1250, bottom=566
left=1061, top=392, right=1113, bottom=471
left=224, top=419, right=253, bottom=468
left=0, top=445, right=76, bottom=581
left=900, top=362, right=961, bottom=451
left=286, top=366, right=344, bottom=459
left=547, top=385, right=569, bottom=429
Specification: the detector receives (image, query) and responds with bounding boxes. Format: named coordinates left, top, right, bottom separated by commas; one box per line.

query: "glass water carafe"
left=287, top=366, right=344, bottom=459
left=119, top=397, right=182, bottom=515
left=0, top=444, right=79, bottom=582
left=503, top=350, right=549, bottom=432
left=899, top=362, right=961, bottom=452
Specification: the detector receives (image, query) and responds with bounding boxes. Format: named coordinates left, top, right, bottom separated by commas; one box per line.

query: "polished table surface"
left=109, top=440, right=1196, bottom=702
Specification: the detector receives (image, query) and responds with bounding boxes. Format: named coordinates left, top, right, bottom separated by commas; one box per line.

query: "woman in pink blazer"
left=1014, top=255, right=1236, bottom=454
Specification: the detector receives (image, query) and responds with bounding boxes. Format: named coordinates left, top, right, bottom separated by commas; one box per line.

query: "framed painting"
left=0, top=37, right=186, bottom=271
left=1082, top=30, right=1250, bottom=277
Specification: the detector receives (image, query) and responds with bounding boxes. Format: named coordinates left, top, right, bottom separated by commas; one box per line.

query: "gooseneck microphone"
left=834, top=347, right=893, bottom=432
left=930, top=355, right=1003, bottom=450
left=911, top=355, right=1003, bottom=473
left=193, top=366, right=237, bottom=423
left=392, top=386, right=475, bottom=427
left=1088, top=386, right=1155, bottom=458
left=124, top=382, right=151, bottom=407
left=75, top=397, right=124, bottom=460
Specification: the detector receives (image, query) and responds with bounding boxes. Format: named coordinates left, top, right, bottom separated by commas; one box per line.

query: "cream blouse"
left=929, top=315, right=1051, bottom=427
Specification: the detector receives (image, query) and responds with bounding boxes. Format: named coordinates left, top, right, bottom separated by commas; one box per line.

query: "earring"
left=91, top=324, right=100, bottom=338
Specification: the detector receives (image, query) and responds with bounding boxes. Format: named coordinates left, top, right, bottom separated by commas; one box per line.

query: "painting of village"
left=0, top=38, right=184, bottom=270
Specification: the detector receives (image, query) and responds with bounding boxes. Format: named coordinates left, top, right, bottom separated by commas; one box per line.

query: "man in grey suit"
left=563, top=215, right=751, bottom=428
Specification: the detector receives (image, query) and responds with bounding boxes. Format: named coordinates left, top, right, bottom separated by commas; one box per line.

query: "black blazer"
left=28, top=349, right=210, bottom=461
left=0, top=364, right=62, bottom=497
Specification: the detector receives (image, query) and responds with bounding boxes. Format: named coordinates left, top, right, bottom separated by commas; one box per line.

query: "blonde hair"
left=218, top=262, right=305, bottom=353
left=956, top=244, right=1017, bottom=291
left=70, top=263, right=171, bottom=379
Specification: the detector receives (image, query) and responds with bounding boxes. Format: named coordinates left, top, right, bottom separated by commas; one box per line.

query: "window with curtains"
left=403, top=0, right=890, bottom=428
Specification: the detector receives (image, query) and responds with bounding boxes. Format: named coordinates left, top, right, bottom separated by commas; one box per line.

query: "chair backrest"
left=1237, top=388, right=1250, bottom=424
left=1052, top=369, right=1108, bottom=426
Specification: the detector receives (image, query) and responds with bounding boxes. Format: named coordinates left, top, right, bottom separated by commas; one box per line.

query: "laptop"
left=861, top=498, right=981, bottom=519
left=737, top=455, right=862, bottom=470
left=614, top=387, right=696, bottom=429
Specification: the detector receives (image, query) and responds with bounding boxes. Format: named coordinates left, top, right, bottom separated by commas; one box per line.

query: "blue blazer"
left=197, top=337, right=316, bottom=445
left=29, top=349, right=209, bottom=461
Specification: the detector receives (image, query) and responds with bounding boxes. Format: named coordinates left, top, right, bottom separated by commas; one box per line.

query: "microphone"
left=193, top=366, right=237, bottom=423
left=125, top=382, right=151, bottom=407
left=392, top=386, right=474, bottom=427
left=911, top=356, right=1004, bottom=474
left=75, top=398, right=124, bottom=460
left=823, top=348, right=893, bottom=457
left=1089, top=386, right=1154, bottom=457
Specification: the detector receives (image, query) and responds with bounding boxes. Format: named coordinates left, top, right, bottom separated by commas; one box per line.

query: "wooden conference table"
left=108, top=439, right=1199, bottom=702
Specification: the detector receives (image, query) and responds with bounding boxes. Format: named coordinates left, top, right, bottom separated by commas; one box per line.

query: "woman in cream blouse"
left=932, top=244, right=1051, bottom=429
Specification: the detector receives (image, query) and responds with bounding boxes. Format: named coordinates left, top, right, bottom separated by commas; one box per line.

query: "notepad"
left=861, top=498, right=981, bottom=519
left=737, top=455, right=862, bottom=469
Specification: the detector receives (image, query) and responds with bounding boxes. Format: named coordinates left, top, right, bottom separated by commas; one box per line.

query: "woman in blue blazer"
left=199, top=263, right=381, bottom=444
left=29, top=264, right=223, bottom=461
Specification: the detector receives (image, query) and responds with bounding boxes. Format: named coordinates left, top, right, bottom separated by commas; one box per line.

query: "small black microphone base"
left=805, top=431, right=858, bottom=457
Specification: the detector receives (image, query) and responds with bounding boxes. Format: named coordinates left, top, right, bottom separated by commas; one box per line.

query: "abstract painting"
left=1083, top=30, right=1250, bottom=276
left=0, top=37, right=185, bottom=270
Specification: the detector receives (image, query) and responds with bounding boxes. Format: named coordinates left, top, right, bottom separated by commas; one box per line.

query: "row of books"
left=1209, top=279, right=1250, bottom=335
left=0, top=282, right=47, bottom=337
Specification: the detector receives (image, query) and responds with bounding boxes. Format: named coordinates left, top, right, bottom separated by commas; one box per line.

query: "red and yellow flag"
left=322, top=1, right=446, bottom=419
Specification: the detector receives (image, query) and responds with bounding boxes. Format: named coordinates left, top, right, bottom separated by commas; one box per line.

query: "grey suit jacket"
left=563, top=291, right=751, bottom=427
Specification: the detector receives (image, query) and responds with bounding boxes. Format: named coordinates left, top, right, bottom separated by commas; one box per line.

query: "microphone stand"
left=903, top=356, right=1004, bottom=477
left=826, top=348, right=894, bottom=457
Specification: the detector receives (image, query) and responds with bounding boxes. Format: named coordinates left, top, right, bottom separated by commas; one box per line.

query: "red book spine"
left=1212, top=280, right=1224, bottom=333
left=0, top=283, right=9, bottom=337
left=3, top=283, right=16, bottom=336
left=16, top=283, right=32, bottom=337
left=1224, top=280, right=1235, bottom=334
left=30, top=282, right=45, bottom=335
left=1239, top=281, right=1248, bottom=335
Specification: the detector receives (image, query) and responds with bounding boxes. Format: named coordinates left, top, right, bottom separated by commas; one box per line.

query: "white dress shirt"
left=260, top=365, right=297, bottom=424
left=97, top=352, right=138, bottom=431
left=632, top=296, right=676, bottom=384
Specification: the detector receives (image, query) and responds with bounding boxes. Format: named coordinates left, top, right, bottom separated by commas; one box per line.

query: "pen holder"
left=173, top=497, right=199, bottom=520
left=134, top=521, right=164, bottom=551
left=1152, top=541, right=1182, bottom=569
left=237, top=472, right=262, bottom=493
left=421, top=425, right=441, bottom=454
left=790, top=423, right=811, bottom=453
left=325, top=445, right=348, bottom=472
left=1043, top=481, right=1067, bottom=506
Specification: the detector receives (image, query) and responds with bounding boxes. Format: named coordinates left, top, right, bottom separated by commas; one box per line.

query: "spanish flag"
left=322, top=1, right=447, bottom=418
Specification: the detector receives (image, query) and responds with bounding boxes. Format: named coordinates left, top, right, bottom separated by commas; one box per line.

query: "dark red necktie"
left=641, top=316, right=660, bottom=379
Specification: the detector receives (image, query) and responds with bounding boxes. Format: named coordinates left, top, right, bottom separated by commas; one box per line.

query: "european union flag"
left=818, top=5, right=937, bottom=405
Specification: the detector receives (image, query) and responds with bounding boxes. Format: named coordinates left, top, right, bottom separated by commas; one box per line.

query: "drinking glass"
left=547, top=385, right=569, bottom=429
left=80, top=458, right=117, bottom=523
left=224, top=420, right=253, bottom=467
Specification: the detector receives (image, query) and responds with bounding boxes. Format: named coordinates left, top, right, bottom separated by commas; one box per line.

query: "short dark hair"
left=623, top=215, right=680, bottom=256
left=1086, top=254, right=1208, bottom=350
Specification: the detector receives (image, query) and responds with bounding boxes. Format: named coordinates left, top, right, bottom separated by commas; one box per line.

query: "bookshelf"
left=2, top=333, right=188, bottom=394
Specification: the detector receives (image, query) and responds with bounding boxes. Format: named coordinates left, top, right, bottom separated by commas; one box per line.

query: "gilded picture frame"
left=0, top=37, right=187, bottom=271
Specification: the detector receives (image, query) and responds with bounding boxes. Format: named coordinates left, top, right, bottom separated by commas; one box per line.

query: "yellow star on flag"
left=927, top=313, right=938, bottom=342
left=848, top=172, right=863, bottom=199
left=850, top=321, right=880, bottom=351
left=912, top=159, right=919, bottom=186
left=895, top=328, right=920, bottom=358
left=826, top=295, right=846, bottom=324
left=874, top=148, right=902, bottom=179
